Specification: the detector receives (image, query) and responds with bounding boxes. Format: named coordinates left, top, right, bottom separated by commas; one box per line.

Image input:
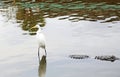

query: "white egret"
left=36, top=23, right=47, bottom=60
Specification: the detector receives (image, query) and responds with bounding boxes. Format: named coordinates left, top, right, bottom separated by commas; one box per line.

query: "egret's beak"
left=30, top=23, right=43, bottom=30
left=31, top=25, right=38, bottom=28
left=29, top=26, right=38, bottom=31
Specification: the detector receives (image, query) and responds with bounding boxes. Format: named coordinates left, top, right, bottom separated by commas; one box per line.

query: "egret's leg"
left=45, top=49, right=47, bottom=56
left=38, top=47, right=40, bottom=61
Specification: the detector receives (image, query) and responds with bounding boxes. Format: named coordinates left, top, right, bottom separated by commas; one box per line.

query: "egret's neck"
left=37, top=27, right=42, bottom=33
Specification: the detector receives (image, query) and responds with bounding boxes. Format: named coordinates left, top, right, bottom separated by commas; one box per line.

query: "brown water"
left=0, top=0, right=120, bottom=77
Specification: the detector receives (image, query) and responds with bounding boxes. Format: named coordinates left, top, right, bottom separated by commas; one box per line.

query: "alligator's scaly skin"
left=95, top=55, right=119, bottom=62
left=69, top=55, right=120, bottom=62
left=69, top=55, right=89, bottom=59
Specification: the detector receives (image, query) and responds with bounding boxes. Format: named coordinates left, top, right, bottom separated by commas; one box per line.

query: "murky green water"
left=0, top=0, right=120, bottom=77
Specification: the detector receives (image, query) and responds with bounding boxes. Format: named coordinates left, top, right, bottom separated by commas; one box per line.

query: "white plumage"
left=36, top=28, right=46, bottom=49
left=36, top=23, right=46, bottom=60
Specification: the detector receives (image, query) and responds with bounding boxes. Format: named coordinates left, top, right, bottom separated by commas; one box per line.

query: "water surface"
left=0, top=1, right=120, bottom=77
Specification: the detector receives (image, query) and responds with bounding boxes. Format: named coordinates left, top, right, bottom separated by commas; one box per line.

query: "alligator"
left=69, top=55, right=120, bottom=62
left=69, top=55, right=89, bottom=59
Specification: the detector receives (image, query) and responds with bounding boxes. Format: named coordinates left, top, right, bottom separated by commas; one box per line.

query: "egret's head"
left=36, top=24, right=41, bottom=28
left=30, top=23, right=43, bottom=33
left=36, top=23, right=42, bottom=28
left=36, top=23, right=43, bottom=32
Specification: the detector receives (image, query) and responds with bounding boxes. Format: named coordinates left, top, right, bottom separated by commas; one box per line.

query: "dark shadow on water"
left=38, top=56, right=47, bottom=77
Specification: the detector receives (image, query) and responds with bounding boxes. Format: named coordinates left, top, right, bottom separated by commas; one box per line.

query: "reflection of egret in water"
left=36, top=23, right=47, bottom=61
left=38, top=56, right=47, bottom=77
